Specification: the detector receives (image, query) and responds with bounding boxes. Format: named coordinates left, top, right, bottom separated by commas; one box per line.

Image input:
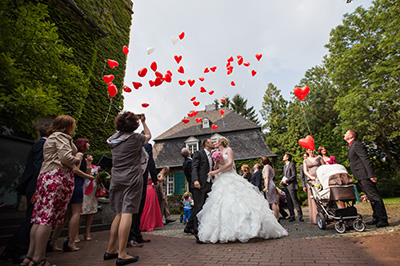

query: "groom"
left=190, top=138, right=215, bottom=243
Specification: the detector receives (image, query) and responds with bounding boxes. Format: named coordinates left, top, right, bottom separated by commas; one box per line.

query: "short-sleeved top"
left=304, top=155, right=324, bottom=178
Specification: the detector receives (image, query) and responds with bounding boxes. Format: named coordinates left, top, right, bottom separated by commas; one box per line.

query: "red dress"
left=140, top=179, right=164, bottom=231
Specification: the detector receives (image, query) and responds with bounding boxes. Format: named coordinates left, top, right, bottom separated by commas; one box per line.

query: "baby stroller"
left=308, top=164, right=366, bottom=234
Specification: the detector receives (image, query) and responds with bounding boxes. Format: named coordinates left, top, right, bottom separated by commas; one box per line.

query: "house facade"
left=153, top=106, right=275, bottom=196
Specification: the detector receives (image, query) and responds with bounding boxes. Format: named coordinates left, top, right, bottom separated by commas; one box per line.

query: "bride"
left=197, top=137, right=288, bottom=243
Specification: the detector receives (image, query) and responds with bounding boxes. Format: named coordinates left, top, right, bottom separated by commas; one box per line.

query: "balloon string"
left=104, top=98, right=113, bottom=123
left=301, top=101, right=312, bottom=135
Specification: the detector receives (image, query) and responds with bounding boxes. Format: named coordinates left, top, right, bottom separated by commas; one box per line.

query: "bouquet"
left=212, top=150, right=223, bottom=163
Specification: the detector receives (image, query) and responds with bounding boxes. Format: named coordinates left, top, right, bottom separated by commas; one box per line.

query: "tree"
left=213, top=94, right=259, bottom=124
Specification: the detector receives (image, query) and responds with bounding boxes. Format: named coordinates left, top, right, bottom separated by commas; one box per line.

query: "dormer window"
left=184, top=136, right=199, bottom=154
left=202, top=118, right=210, bottom=128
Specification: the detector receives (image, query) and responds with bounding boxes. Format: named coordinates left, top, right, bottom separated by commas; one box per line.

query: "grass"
left=357, top=197, right=400, bottom=205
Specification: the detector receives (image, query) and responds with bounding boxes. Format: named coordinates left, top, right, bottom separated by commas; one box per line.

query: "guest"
left=300, top=152, right=309, bottom=192
left=261, top=156, right=279, bottom=220
left=50, top=138, right=95, bottom=252
left=241, top=164, right=252, bottom=182
left=157, top=166, right=175, bottom=224
left=303, top=149, right=325, bottom=224
left=251, top=164, right=263, bottom=192
left=318, top=146, right=338, bottom=164
left=182, top=192, right=194, bottom=224
left=139, top=175, right=163, bottom=232
left=181, top=148, right=193, bottom=195
left=104, top=112, right=151, bottom=266
left=21, top=115, right=79, bottom=266
left=276, top=187, right=289, bottom=220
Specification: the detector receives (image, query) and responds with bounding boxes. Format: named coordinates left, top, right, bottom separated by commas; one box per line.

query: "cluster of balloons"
left=294, top=85, right=314, bottom=150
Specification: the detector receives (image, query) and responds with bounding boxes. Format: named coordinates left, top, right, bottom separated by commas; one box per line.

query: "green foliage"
left=213, top=94, right=259, bottom=124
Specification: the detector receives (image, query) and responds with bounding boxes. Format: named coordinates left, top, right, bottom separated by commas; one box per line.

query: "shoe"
left=184, top=227, right=196, bottom=235
left=126, top=240, right=143, bottom=248
left=135, top=238, right=151, bottom=243
left=116, top=256, right=139, bottom=266
left=19, top=256, right=32, bottom=265
left=195, top=235, right=204, bottom=244
left=166, top=219, right=176, bottom=224
left=376, top=221, right=389, bottom=228
left=288, top=217, right=295, bottom=222
left=30, top=258, right=48, bottom=266
left=84, top=235, right=92, bottom=241
left=366, top=219, right=378, bottom=225
left=104, top=252, right=119, bottom=260
left=299, top=218, right=305, bottom=222
left=63, top=240, right=79, bottom=252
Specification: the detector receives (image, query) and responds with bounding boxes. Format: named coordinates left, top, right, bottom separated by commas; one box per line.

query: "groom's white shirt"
left=204, top=149, right=213, bottom=182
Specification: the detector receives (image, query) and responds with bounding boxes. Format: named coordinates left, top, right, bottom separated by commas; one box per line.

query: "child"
left=182, top=192, right=193, bottom=224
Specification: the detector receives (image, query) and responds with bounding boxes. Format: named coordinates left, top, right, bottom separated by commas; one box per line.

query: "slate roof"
left=153, top=107, right=275, bottom=169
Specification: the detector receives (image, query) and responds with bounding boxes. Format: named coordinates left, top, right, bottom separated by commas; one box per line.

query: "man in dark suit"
left=281, top=153, right=303, bottom=222
left=344, top=129, right=388, bottom=227
left=190, top=138, right=214, bottom=242
left=181, top=148, right=193, bottom=195
left=127, top=142, right=158, bottom=247
left=251, top=164, right=263, bottom=191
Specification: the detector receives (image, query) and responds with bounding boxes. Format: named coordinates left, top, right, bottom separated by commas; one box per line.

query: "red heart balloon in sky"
left=174, top=55, right=182, bottom=64
left=182, top=118, right=190, bottom=124
left=243, top=62, right=250, bottom=67
left=142, top=103, right=149, bottom=108
left=188, top=79, right=195, bottom=87
left=154, top=77, right=163, bottom=86
left=298, top=135, right=315, bottom=150
left=251, top=70, right=257, bottom=76
left=138, top=68, right=147, bottom=77
left=107, top=59, right=119, bottom=69
left=149, top=80, right=155, bottom=87
left=200, top=87, right=206, bottom=93
left=227, top=56, right=234, bottom=62
left=220, top=109, right=224, bottom=115
left=190, top=97, right=196, bottom=101
left=221, top=98, right=226, bottom=102
left=123, top=85, right=132, bottom=93
left=193, top=111, right=198, bottom=116
left=164, top=74, right=172, bottom=83
left=123, top=45, right=129, bottom=55
left=166, top=70, right=173, bottom=76
left=210, top=66, right=217, bottom=72
left=212, top=124, right=218, bottom=130
left=255, top=54, right=263, bottom=61
left=188, top=112, right=194, bottom=118
left=226, top=62, right=231, bottom=68
left=294, top=86, right=310, bottom=101
left=199, top=77, right=205, bottom=81
left=204, top=68, right=210, bottom=73
left=178, top=66, right=185, bottom=74
left=231, top=81, right=235, bottom=86
left=179, top=32, right=185, bottom=40
left=150, top=61, right=157, bottom=72
left=155, top=71, right=163, bottom=79
left=237, top=56, right=243, bottom=65
left=107, top=83, right=117, bottom=98
left=209, top=90, right=214, bottom=95
left=196, top=118, right=202, bottom=123
left=178, top=80, right=186, bottom=86
left=193, top=101, right=200, bottom=106
left=132, top=82, right=142, bottom=89
left=227, top=70, right=232, bottom=75
left=103, top=75, right=114, bottom=83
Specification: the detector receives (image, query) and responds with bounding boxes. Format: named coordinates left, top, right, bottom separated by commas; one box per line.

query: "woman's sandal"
left=20, top=256, right=32, bottom=266
left=30, top=258, right=49, bottom=266
left=84, top=234, right=92, bottom=241
left=63, top=240, right=80, bottom=252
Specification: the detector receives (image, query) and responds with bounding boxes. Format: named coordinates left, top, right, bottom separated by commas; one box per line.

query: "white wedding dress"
left=197, top=154, right=288, bottom=243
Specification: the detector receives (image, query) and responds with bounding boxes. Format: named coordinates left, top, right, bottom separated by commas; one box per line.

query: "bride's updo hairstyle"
left=218, top=137, right=229, bottom=148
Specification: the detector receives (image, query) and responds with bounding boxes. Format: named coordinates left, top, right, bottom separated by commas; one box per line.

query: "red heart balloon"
left=221, top=98, right=226, bottom=102
left=154, top=77, right=163, bottom=86
left=190, top=97, right=196, bottom=101
left=188, top=79, right=195, bottom=87
left=123, top=85, right=132, bottom=93
left=298, top=135, right=315, bottom=150
left=251, top=70, right=257, bottom=76
left=103, top=75, right=114, bottom=83
left=231, top=81, right=235, bottom=86
left=227, top=70, right=232, bottom=75
left=164, top=74, right=172, bottom=83
left=226, top=62, right=231, bottom=68
left=227, top=56, right=234, bottom=62
left=212, top=124, right=218, bottom=130
left=196, top=118, right=202, bottom=123
left=200, top=87, right=206, bottom=93
left=199, top=77, right=205, bottom=81
left=294, top=86, right=310, bottom=101
left=107, top=83, right=117, bottom=98
left=182, top=118, right=190, bottom=124
left=142, top=103, right=149, bottom=108
left=150, top=61, right=157, bottom=72
left=149, top=80, right=155, bottom=87
left=243, top=62, right=250, bottom=67
left=155, top=71, right=163, bottom=79
left=132, top=82, right=142, bottom=89
left=210, top=66, right=217, bottom=72
left=178, top=80, right=186, bottom=86
left=193, top=101, right=200, bottom=106
left=166, top=70, right=173, bottom=76
left=255, top=54, right=262, bottom=61
left=188, top=112, right=194, bottom=118
left=204, top=68, right=210, bottom=73
left=174, top=55, right=182, bottom=64
left=179, top=32, right=185, bottom=40
left=107, top=59, right=119, bottom=69
left=208, top=90, right=214, bottom=95
left=220, top=109, right=224, bottom=115
left=123, top=45, right=129, bottom=55
left=237, top=56, right=243, bottom=65
left=192, top=111, right=198, bottom=116
left=138, top=68, right=147, bottom=77
left=178, top=66, right=185, bottom=74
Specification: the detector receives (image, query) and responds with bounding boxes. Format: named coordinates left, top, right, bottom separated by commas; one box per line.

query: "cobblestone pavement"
left=2, top=202, right=399, bottom=265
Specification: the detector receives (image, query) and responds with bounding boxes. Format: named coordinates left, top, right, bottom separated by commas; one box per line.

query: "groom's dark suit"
left=283, top=162, right=303, bottom=220
left=190, top=149, right=213, bottom=234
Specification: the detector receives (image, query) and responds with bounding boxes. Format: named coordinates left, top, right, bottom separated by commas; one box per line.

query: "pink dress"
left=140, top=179, right=164, bottom=231
left=304, top=156, right=324, bottom=225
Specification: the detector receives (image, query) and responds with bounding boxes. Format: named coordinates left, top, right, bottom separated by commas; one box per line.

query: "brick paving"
left=2, top=202, right=399, bottom=265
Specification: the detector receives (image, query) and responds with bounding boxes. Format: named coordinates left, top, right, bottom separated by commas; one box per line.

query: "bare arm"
left=74, top=153, right=95, bottom=180
left=140, top=114, right=151, bottom=143
left=263, top=167, right=270, bottom=192
left=303, top=162, right=314, bottom=180
left=208, top=148, right=233, bottom=176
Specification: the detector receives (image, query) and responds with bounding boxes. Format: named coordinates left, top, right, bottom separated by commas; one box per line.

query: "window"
left=202, top=118, right=210, bottom=128
left=166, top=175, right=174, bottom=195
left=185, top=136, right=199, bottom=154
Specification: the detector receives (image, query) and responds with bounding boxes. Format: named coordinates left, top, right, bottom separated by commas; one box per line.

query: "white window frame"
left=184, top=136, right=199, bottom=154
left=166, top=174, right=174, bottom=196
left=202, top=118, right=210, bottom=128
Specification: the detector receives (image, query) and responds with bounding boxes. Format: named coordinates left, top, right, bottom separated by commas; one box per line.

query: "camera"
left=136, top=114, right=142, bottom=119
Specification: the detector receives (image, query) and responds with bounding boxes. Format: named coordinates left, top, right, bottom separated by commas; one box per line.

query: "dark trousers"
left=286, top=185, right=303, bottom=219
left=279, top=200, right=289, bottom=218
left=190, top=182, right=212, bottom=234
left=128, top=175, right=148, bottom=242
left=281, top=187, right=295, bottom=218
left=358, top=179, right=388, bottom=222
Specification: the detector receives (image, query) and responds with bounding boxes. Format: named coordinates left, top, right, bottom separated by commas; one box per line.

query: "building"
left=153, top=105, right=275, bottom=196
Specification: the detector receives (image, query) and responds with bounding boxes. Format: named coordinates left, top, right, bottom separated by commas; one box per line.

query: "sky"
left=123, top=0, right=373, bottom=140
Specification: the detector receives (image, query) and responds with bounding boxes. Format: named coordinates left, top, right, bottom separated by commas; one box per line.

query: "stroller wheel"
left=316, top=213, right=326, bottom=230
left=352, top=220, right=366, bottom=232
left=334, top=221, right=346, bottom=234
